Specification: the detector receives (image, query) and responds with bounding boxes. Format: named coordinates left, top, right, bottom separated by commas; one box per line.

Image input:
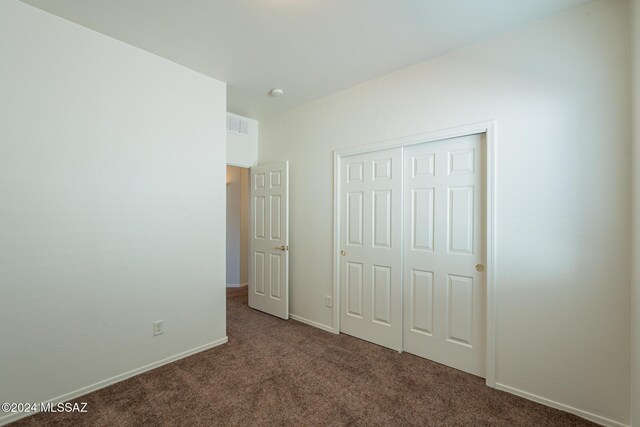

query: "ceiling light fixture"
left=269, top=88, right=284, bottom=97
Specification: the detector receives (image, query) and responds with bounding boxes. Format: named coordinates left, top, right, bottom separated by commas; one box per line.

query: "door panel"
left=254, top=252, right=265, bottom=295
left=373, top=191, right=392, bottom=248
left=447, top=274, right=474, bottom=346
left=410, top=269, right=434, bottom=335
left=412, top=188, right=434, bottom=251
left=270, top=195, right=281, bottom=240
left=249, top=161, right=289, bottom=319
left=346, top=262, right=364, bottom=318
left=340, top=148, right=402, bottom=351
left=347, top=192, right=364, bottom=245
left=448, top=186, right=474, bottom=254
left=255, top=196, right=265, bottom=239
left=403, top=134, right=485, bottom=377
left=372, top=265, right=391, bottom=325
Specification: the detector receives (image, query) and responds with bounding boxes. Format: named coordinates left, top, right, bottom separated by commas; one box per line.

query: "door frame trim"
left=333, top=120, right=497, bottom=387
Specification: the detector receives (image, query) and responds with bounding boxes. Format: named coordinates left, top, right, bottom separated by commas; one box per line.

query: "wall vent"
left=227, top=114, right=249, bottom=136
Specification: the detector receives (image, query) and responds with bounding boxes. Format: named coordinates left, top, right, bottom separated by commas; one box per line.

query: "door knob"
left=275, top=245, right=289, bottom=251
left=340, top=250, right=346, bottom=256
left=475, top=264, right=485, bottom=272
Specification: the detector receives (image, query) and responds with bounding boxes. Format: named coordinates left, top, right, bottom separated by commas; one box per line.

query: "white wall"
left=0, top=2, right=227, bottom=424
left=259, top=0, right=631, bottom=425
left=227, top=113, right=259, bottom=168
left=226, top=166, right=249, bottom=286
left=632, top=1, right=640, bottom=424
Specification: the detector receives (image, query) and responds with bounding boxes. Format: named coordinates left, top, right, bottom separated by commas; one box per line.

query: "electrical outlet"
left=325, top=295, right=332, bottom=308
left=153, top=320, right=164, bottom=336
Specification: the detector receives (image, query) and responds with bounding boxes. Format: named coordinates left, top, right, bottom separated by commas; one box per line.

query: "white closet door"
left=403, top=134, right=486, bottom=377
left=340, top=148, right=402, bottom=351
left=249, top=161, right=289, bottom=320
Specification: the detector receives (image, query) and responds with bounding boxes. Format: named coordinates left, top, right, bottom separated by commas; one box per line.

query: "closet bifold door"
left=339, top=147, right=403, bottom=351
left=402, top=134, right=486, bottom=378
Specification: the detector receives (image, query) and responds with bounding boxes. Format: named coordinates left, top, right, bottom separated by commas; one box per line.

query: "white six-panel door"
left=340, top=148, right=402, bottom=351
left=249, top=162, right=289, bottom=320
left=403, top=134, right=485, bottom=377
left=337, top=134, right=486, bottom=376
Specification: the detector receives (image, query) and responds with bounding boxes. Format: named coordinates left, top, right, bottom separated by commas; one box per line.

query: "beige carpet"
left=11, top=286, right=594, bottom=426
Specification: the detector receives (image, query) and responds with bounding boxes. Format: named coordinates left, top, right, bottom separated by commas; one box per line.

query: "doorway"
left=333, top=123, right=496, bottom=384
left=226, top=165, right=250, bottom=288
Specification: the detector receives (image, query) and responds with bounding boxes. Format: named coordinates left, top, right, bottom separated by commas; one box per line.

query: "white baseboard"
left=289, top=314, right=337, bottom=334
left=226, top=283, right=248, bottom=288
left=495, top=383, right=629, bottom=427
left=0, top=337, right=228, bottom=426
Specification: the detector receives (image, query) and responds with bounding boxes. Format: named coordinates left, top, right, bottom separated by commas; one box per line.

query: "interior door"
left=403, top=134, right=486, bottom=377
left=249, top=161, right=289, bottom=319
left=340, top=148, right=402, bottom=351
